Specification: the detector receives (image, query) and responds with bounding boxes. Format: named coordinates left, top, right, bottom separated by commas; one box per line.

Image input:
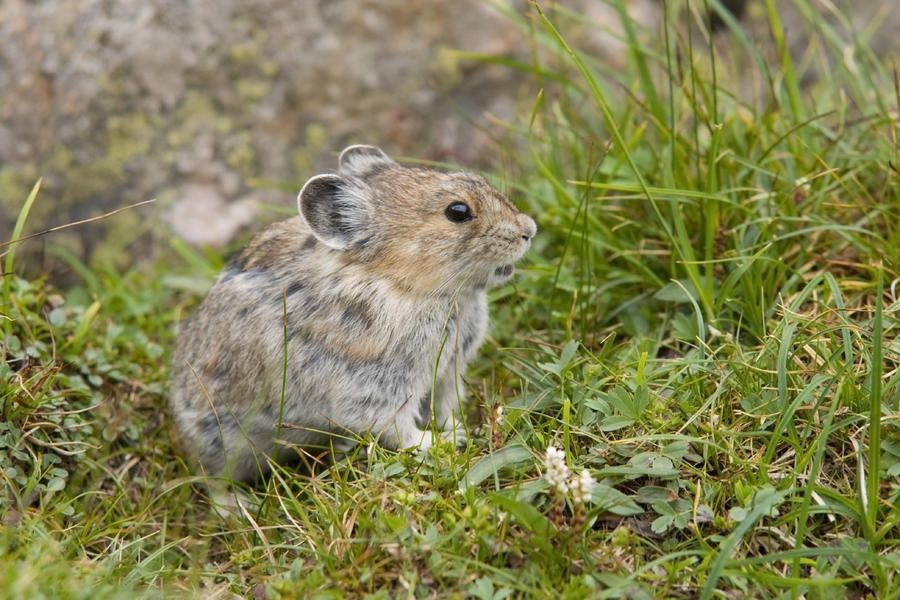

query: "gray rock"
left=0, top=0, right=895, bottom=272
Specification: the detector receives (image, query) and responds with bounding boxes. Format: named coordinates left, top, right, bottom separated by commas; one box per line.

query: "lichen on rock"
left=1, top=0, right=895, bottom=274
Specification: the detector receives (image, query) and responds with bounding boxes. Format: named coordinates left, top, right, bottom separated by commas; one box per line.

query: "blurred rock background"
left=0, top=0, right=896, bottom=278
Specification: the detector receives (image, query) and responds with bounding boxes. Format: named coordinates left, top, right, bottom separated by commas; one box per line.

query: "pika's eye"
left=445, top=202, right=473, bottom=223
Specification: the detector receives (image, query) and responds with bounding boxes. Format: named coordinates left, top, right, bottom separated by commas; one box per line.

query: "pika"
left=168, top=145, right=536, bottom=506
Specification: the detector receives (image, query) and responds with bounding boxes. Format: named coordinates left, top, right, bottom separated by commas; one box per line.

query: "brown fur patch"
left=239, top=218, right=309, bottom=271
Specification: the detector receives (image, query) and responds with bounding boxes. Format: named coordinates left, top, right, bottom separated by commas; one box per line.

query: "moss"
left=166, top=92, right=227, bottom=149
left=228, top=42, right=262, bottom=65
left=51, top=112, right=159, bottom=205
left=213, top=115, right=235, bottom=135
left=0, top=164, right=38, bottom=217
left=260, top=60, right=279, bottom=78
left=235, top=78, right=271, bottom=103
left=227, top=31, right=277, bottom=77
left=224, top=132, right=257, bottom=176
left=291, top=123, right=329, bottom=175
left=47, top=146, right=73, bottom=174
left=431, top=46, right=464, bottom=90
left=162, top=91, right=237, bottom=179
left=4, top=51, right=267, bottom=268
left=7, top=107, right=161, bottom=269
left=105, top=114, right=157, bottom=163
left=89, top=208, right=143, bottom=269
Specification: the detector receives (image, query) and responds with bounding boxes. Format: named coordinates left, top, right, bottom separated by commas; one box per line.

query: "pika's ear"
left=338, top=145, right=398, bottom=178
left=298, top=174, right=371, bottom=250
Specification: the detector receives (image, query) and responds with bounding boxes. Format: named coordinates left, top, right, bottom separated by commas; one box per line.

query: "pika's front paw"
left=206, top=482, right=259, bottom=520
left=438, top=425, right=468, bottom=450
left=393, top=425, right=467, bottom=453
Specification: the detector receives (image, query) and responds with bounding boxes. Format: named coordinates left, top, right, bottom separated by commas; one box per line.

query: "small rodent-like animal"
left=168, top=145, right=536, bottom=505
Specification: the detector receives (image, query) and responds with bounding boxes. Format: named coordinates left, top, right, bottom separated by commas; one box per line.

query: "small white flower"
left=543, top=446, right=570, bottom=494
left=794, top=176, right=811, bottom=194
left=571, top=469, right=595, bottom=505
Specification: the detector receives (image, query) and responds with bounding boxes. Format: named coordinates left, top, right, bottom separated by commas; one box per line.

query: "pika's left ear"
left=298, top=174, right=372, bottom=251
left=338, top=145, right=398, bottom=178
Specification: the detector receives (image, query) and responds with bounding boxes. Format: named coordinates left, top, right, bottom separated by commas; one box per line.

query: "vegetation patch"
left=2, top=2, right=898, bottom=597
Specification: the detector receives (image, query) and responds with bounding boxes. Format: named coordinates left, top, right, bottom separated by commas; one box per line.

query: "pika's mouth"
left=493, top=264, right=514, bottom=278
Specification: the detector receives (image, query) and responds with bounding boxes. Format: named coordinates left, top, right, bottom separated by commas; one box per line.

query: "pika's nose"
left=519, top=214, right=537, bottom=241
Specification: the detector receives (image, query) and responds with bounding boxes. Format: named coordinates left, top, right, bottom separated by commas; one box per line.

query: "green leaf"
left=671, top=312, right=699, bottom=342
left=592, top=483, right=643, bottom=516
left=489, top=493, right=553, bottom=554
left=459, top=445, right=533, bottom=491
left=636, top=486, right=674, bottom=504
left=538, top=340, right=580, bottom=377
left=558, top=339, right=579, bottom=370
left=599, top=415, right=635, bottom=431
left=3, top=178, right=42, bottom=321
left=468, top=577, right=495, bottom=600
left=582, top=395, right=610, bottom=414
left=651, top=515, right=673, bottom=534
left=653, top=279, right=698, bottom=304
left=661, top=441, right=690, bottom=461
left=5, top=335, right=22, bottom=353
left=596, top=452, right=680, bottom=479
left=66, top=300, right=101, bottom=352
left=45, top=477, right=66, bottom=492
left=702, top=486, right=790, bottom=599
left=48, top=308, right=67, bottom=327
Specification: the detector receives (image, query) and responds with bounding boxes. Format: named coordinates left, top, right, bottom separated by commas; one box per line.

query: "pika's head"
left=298, top=145, right=536, bottom=295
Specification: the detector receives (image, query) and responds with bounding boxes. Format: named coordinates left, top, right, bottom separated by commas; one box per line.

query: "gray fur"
left=298, top=174, right=372, bottom=250
left=168, top=146, right=536, bottom=489
left=338, top=144, right=399, bottom=179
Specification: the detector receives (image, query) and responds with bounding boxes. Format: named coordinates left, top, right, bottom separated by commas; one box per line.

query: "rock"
left=0, top=0, right=896, bottom=276
left=164, top=184, right=258, bottom=248
left=0, top=0, right=540, bottom=266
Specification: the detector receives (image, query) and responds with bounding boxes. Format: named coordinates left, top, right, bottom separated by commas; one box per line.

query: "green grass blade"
left=3, top=179, right=42, bottom=334
left=702, top=487, right=791, bottom=599
left=866, top=264, right=884, bottom=536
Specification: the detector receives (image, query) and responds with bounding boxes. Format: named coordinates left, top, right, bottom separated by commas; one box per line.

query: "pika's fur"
left=168, top=146, right=536, bottom=504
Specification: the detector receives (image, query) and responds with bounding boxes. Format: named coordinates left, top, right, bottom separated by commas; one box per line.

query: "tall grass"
left=488, top=0, right=898, bottom=595
left=2, top=179, right=42, bottom=334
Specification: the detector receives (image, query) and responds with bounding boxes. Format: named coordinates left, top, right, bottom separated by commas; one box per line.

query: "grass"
left=2, top=0, right=899, bottom=597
